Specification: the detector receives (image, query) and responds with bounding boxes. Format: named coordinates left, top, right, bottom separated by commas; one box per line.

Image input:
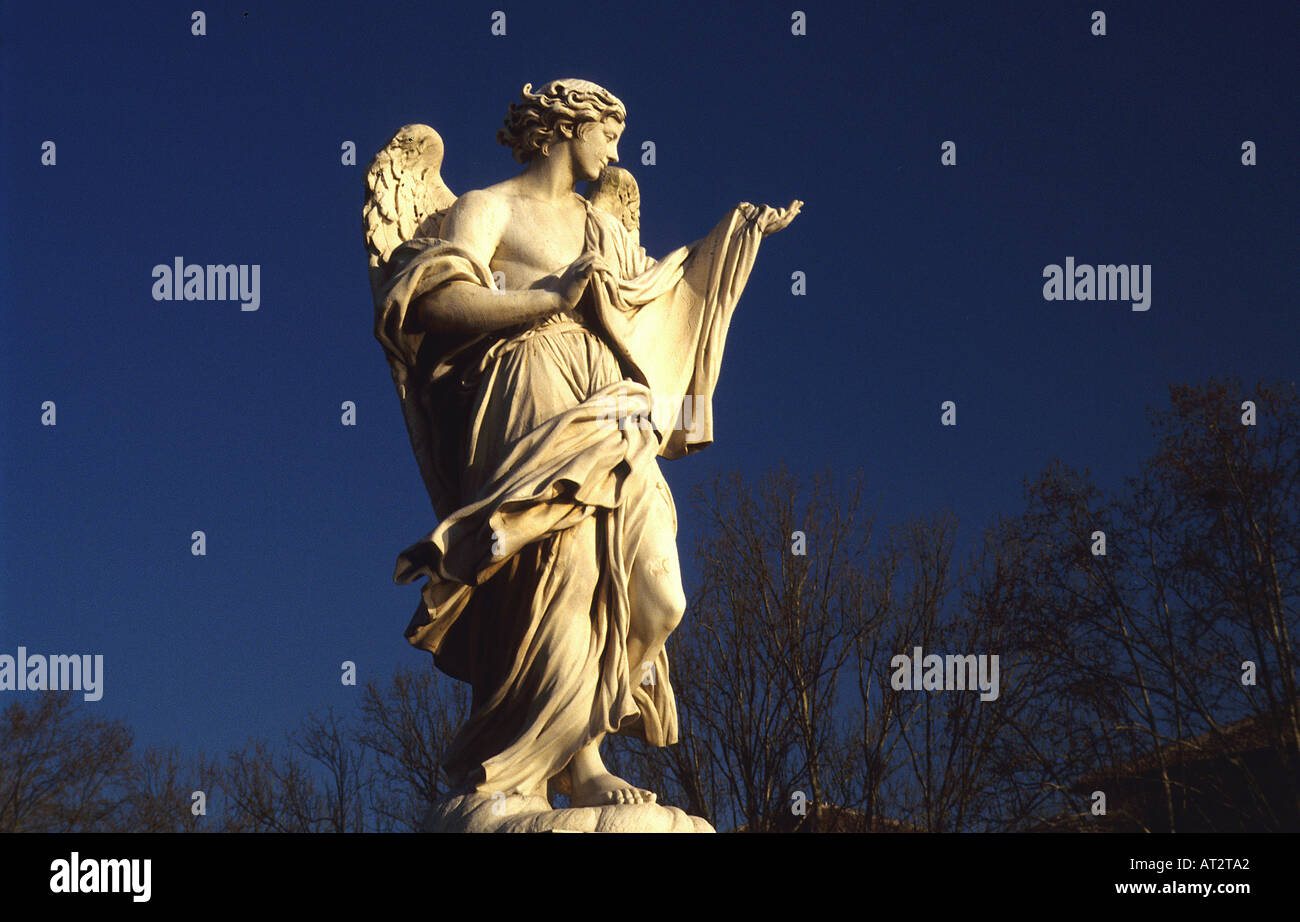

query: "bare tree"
left=123, top=745, right=213, bottom=832
left=607, top=466, right=868, bottom=831
left=216, top=737, right=326, bottom=832
left=983, top=378, right=1299, bottom=831
left=0, top=693, right=135, bottom=832
left=0, top=693, right=211, bottom=832
left=843, top=511, right=1031, bottom=832
left=355, top=665, right=468, bottom=831
left=216, top=709, right=366, bottom=832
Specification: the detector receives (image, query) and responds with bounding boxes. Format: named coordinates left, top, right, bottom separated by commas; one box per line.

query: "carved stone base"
left=421, top=793, right=715, bottom=833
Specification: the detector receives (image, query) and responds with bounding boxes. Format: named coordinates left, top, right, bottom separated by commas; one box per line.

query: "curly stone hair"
left=498, top=78, right=626, bottom=164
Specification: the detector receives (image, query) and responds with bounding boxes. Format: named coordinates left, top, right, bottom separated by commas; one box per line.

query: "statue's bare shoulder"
left=439, top=187, right=510, bottom=268
left=446, top=178, right=588, bottom=288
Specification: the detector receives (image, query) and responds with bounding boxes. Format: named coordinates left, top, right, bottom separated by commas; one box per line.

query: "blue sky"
left=2, top=0, right=1296, bottom=759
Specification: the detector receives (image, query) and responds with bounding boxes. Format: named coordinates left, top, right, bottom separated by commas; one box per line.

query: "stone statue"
left=364, top=78, right=800, bottom=832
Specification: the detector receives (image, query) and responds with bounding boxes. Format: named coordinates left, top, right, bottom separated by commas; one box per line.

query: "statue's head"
left=498, top=78, right=626, bottom=165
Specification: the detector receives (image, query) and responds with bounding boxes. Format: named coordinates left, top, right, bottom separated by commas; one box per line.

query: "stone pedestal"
left=421, top=793, right=714, bottom=833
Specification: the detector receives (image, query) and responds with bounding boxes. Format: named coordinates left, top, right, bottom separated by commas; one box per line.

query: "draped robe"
left=374, top=197, right=766, bottom=797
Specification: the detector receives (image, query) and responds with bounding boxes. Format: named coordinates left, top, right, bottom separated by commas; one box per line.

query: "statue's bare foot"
left=569, top=771, right=657, bottom=807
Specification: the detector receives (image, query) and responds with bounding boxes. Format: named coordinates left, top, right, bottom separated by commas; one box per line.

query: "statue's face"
left=570, top=116, right=624, bottom=182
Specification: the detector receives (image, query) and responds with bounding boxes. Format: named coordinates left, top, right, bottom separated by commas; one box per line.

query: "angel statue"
left=364, top=78, right=800, bottom=833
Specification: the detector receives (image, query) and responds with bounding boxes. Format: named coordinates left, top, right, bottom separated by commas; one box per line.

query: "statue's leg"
left=558, top=499, right=663, bottom=808
left=567, top=730, right=657, bottom=807
left=565, top=462, right=684, bottom=809
left=624, top=466, right=686, bottom=684
left=446, top=516, right=606, bottom=800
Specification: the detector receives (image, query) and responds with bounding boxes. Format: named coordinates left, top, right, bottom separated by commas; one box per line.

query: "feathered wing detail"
left=585, top=165, right=641, bottom=248
left=364, top=124, right=457, bottom=296
left=363, top=124, right=458, bottom=513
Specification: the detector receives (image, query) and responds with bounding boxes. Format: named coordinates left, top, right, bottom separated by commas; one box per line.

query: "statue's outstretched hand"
left=739, top=199, right=803, bottom=236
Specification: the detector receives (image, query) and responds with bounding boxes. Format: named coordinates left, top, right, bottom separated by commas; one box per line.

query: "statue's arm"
left=413, top=283, right=565, bottom=337
left=408, top=190, right=565, bottom=335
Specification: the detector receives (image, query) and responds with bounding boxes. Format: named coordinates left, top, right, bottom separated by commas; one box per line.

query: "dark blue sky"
left=2, top=1, right=1296, bottom=759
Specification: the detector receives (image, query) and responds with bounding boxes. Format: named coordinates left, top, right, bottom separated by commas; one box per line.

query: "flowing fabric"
left=374, top=198, right=765, bottom=796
